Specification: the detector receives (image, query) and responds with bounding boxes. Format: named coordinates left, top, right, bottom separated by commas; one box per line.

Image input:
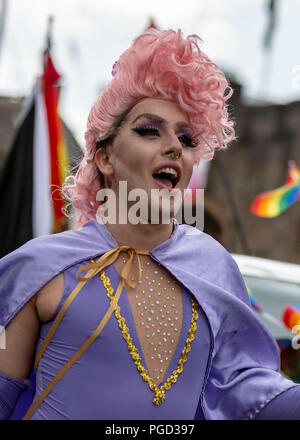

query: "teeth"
left=156, top=167, right=178, bottom=178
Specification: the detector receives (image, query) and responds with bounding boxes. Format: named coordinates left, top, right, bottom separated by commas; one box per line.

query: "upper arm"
left=0, top=295, right=40, bottom=380
left=0, top=273, right=64, bottom=381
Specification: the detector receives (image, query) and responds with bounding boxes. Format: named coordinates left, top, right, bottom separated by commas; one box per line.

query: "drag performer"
left=1, top=29, right=300, bottom=420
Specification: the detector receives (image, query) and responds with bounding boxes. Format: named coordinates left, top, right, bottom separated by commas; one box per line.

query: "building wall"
left=0, top=96, right=83, bottom=174
left=204, top=86, right=300, bottom=264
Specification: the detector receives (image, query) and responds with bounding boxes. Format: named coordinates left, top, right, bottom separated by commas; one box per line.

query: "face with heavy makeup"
left=95, top=98, right=196, bottom=223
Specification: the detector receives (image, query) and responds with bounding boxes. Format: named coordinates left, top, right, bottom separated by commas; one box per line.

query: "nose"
left=164, top=147, right=182, bottom=160
left=162, top=131, right=183, bottom=160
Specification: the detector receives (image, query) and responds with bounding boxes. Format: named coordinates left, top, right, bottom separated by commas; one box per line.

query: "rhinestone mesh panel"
left=114, top=252, right=183, bottom=386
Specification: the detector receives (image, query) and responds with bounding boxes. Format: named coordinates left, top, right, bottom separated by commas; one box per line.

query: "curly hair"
left=63, top=28, right=235, bottom=225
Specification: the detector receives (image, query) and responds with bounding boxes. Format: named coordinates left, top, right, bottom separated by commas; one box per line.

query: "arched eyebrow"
left=131, top=113, right=191, bottom=131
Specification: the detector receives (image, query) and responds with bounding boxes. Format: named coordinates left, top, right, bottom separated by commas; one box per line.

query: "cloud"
left=196, top=18, right=239, bottom=62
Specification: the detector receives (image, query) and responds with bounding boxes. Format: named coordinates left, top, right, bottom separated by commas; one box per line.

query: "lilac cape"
left=0, top=219, right=295, bottom=419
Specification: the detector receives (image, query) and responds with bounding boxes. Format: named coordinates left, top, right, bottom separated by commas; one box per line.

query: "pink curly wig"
left=64, top=28, right=235, bottom=224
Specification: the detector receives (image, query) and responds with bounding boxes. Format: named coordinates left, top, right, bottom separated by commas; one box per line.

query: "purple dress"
left=1, top=219, right=298, bottom=419
left=30, top=262, right=210, bottom=419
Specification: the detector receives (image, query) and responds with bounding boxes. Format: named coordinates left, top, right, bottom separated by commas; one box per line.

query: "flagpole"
left=43, top=15, right=54, bottom=68
left=258, top=47, right=273, bottom=100
left=258, top=0, right=277, bottom=99
left=46, top=15, right=54, bottom=51
left=40, top=17, right=69, bottom=233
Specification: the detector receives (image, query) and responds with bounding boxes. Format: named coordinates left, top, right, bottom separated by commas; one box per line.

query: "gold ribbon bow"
left=77, top=245, right=150, bottom=288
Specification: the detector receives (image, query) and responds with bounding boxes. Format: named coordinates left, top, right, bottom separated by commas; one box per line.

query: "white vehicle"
left=231, top=254, right=300, bottom=340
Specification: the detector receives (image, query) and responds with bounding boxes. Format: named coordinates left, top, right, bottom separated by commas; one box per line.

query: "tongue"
left=154, top=177, right=173, bottom=189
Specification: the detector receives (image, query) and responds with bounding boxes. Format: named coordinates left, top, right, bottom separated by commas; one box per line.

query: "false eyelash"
left=178, top=134, right=197, bottom=148
left=132, top=126, right=161, bottom=137
left=132, top=126, right=197, bottom=148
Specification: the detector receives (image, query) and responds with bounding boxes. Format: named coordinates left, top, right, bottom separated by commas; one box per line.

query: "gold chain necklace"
left=99, top=269, right=199, bottom=405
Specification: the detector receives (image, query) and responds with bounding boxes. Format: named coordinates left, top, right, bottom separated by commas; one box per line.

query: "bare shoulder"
left=0, top=274, right=64, bottom=380
left=35, top=273, right=65, bottom=323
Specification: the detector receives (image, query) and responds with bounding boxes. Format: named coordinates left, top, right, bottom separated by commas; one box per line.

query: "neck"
left=103, top=220, right=174, bottom=251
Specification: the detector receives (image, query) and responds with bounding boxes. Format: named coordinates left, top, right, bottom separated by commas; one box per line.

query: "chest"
left=113, top=253, right=186, bottom=386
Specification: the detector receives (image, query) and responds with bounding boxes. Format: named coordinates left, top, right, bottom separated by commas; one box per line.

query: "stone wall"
left=204, top=84, right=300, bottom=264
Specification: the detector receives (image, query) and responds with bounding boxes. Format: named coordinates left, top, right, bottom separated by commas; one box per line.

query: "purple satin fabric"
left=0, top=373, right=30, bottom=420
left=0, top=219, right=297, bottom=419
left=255, top=385, right=300, bottom=420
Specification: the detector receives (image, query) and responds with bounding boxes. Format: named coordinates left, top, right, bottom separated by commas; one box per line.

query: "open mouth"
left=152, top=167, right=179, bottom=189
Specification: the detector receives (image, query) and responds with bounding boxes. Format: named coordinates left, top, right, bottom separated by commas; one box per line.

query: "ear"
left=95, top=146, right=114, bottom=178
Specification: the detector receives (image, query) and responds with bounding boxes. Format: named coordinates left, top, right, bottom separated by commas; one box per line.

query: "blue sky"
left=0, top=0, right=299, bottom=148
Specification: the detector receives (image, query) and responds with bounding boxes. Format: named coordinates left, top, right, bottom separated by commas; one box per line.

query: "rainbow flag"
left=247, top=285, right=263, bottom=312
left=251, top=161, right=300, bottom=218
left=41, top=50, right=69, bottom=232
left=0, top=47, right=70, bottom=257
